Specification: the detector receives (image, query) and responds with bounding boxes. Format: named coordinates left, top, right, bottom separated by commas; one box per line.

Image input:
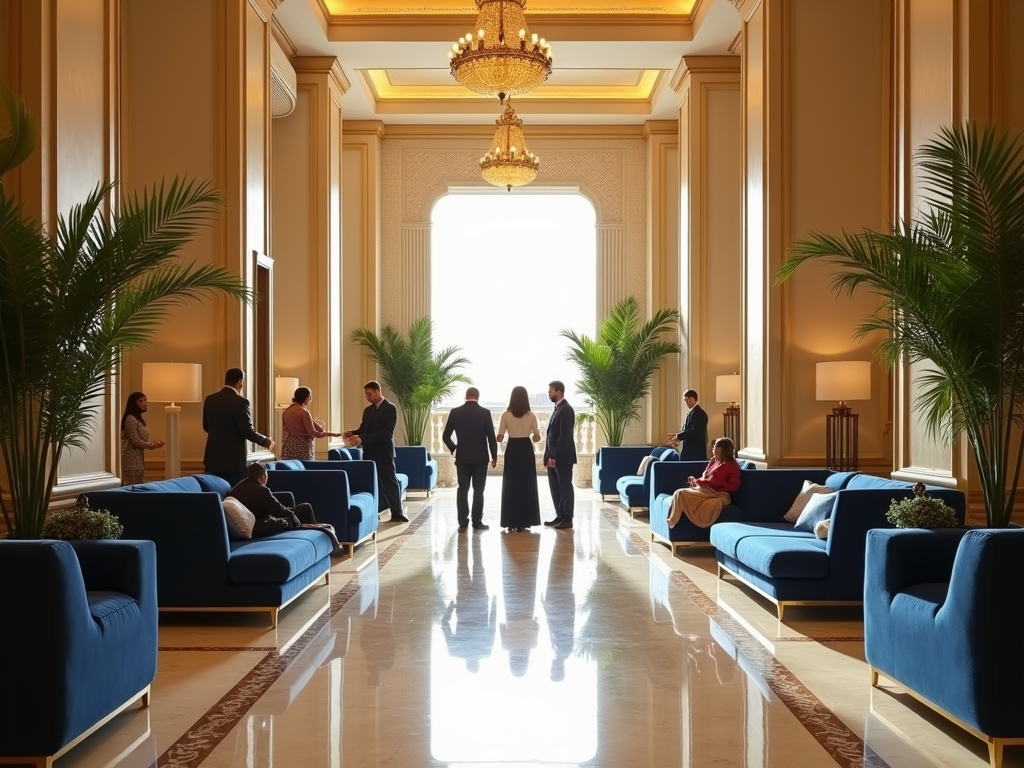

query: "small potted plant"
left=41, top=495, right=124, bottom=540
left=885, top=483, right=960, bottom=529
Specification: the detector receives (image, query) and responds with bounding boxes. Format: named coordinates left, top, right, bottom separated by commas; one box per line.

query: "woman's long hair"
left=713, top=437, right=736, bottom=461
left=121, top=391, right=146, bottom=430
left=508, top=386, right=531, bottom=418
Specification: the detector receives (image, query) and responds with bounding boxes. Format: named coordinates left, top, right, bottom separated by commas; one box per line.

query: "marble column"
left=271, top=56, right=348, bottom=456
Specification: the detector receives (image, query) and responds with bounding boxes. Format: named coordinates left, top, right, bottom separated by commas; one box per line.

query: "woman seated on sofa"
left=667, top=437, right=740, bottom=528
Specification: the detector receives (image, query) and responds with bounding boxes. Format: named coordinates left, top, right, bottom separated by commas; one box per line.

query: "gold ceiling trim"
left=363, top=68, right=661, bottom=101
left=344, top=122, right=671, bottom=139
left=321, top=0, right=698, bottom=15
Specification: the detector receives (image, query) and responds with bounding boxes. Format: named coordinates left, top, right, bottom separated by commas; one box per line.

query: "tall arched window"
left=431, top=192, right=597, bottom=410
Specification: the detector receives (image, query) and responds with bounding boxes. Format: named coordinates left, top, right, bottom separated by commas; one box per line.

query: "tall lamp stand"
left=722, top=404, right=741, bottom=447
left=163, top=404, right=182, bottom=479
left=825, top=403, right=859, bottom=471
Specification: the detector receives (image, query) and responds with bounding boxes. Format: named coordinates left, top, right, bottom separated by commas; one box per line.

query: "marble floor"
left=49, top=481, right=1020, bottom=768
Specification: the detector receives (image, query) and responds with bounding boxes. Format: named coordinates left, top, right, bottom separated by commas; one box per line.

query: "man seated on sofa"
left=228, top=463, right=342, bottom=552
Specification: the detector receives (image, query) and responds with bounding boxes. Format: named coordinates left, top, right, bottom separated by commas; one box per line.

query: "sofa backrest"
left=118, top=475, right=205, bottom=494
left=842, top=474, right=967, bottom=520
left=266, top=459, right=306, bottom=471
left=328, top=447, right=363, bottom=461
left=731, top=468, right=835, bottom=522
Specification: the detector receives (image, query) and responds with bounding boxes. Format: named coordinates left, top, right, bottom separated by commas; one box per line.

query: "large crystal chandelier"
left=479, top=102, right=540, bottom=191
left=449, top=0, right=552, bottom=102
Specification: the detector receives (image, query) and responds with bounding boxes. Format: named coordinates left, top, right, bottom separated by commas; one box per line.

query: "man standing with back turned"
left=543, top=380, right=577, bottom=530
left=442, top=387, right=498, bottom=531
left=343, top=380, right=409, bottom=523
left=203, top=367, right=274, bottom=475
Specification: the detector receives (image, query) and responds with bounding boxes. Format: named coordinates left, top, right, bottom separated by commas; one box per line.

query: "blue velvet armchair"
left=864, top=528, right=1024, bottom=767
left=0, top=539, right=157, bottom=767
left=394, top=445, right=438, bottom=497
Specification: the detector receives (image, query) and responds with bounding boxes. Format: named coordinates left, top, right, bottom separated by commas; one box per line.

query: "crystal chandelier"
left=479, top=102, right=540, bottom=191
left=449, top=0, right=552, bottom=102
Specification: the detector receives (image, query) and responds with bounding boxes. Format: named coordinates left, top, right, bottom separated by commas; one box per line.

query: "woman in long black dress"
left=496, top=386, right=542, bottom=532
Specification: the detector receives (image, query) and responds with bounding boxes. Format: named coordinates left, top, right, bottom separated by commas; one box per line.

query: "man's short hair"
left=549, top=380, right=565, bottom=394
left=466, top=387, right=480, bottom=400
left=225, top=368, right=245, bottom=386
left=363, top=380, right=381, bottom=392
left=247, top=462, right=267, bottom=480
left=684, top=389, right=699, bottom=400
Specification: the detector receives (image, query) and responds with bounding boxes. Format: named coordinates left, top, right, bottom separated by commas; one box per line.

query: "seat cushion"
left=615, top=474, right=643, bottom=494
left=732, top=536, right=829, bottom=579
left=350, top=492, right=375, bottom=525
left=710, top=522, right=815, bottom=559
left=87, top=591, right=141, bottom=633
left=227, top=531, right=335, bottom=583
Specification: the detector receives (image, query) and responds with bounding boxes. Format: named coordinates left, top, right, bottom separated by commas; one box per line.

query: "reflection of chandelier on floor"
left=448, top=0, right=553, bottom=103
left=479, top=102, right=540, bottom=191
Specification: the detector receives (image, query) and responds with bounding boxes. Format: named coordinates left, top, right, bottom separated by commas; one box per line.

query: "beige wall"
left=739, top=0, right=891, bottom=470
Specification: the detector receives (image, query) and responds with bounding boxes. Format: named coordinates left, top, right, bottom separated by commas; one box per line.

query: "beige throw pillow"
left=783, top=480, right=835, bottom=522
left=222, top=497, right=256, bottom=540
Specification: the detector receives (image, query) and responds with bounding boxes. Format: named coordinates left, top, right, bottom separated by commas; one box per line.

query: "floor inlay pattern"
left=602, top=505, right=890, bottom=768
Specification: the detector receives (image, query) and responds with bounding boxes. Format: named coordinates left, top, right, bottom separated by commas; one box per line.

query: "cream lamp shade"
left=716, top=374, right=741, bottom=404
left=275, top=376, right=299, bottom=407
left=142, top=363, right=203, bottom=405
left=816, top=361, right=871, bottom=403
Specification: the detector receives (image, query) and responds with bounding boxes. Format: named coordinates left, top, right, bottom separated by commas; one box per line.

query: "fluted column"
left=342, top=121, right=384, bottom=426
left=271, top=56, right=348, bottom=456
left=596, top=225, right=628, bottom=321
left=398, top=225, right=431, bottom=330
left=891, top=0, right=1024, bottom=520
left=672, top=56, right=742, bottom=447
left=736, top=0, right=892, bottom=469
left=645, top=120, right=681, bottom=442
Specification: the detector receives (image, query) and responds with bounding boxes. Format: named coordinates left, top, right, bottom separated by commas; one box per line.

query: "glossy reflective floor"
left=52, top=481, right=1020, bottom=768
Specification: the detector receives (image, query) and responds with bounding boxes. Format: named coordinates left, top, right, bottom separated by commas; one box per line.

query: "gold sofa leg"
left=776, top=603, right=785, bottom=622
left=989, top=740, right=1002, bottom=768
left=869, top=667, right=879, bottom=687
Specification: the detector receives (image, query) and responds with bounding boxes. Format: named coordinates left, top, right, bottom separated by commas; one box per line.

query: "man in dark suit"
left=343, top=380, right=408, bottom=523
left=542, top=380, right=577, bottom=530
left=227, top=463, right=340, bottom=551
left=667, top=388, right=709, bottom=461
left=203, top=368, right=274, bottom=475
left=442, top=387, right=498, bottom=531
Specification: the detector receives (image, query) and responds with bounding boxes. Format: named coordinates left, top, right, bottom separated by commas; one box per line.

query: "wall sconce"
left=816, top=361, right=871, bottom=471
left=716, top=373, right=741, bottom=447
left=275, top=376, right=299, bottom=408
left=142, top=362, right=203, bottom=479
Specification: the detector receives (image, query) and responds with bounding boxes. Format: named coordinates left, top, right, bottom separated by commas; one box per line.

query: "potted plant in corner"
left=41, top=496, right=124, bottom=540
left=778, top=123, right=1024, bottom=528
left=886, top=483, right=960, bottom=529
left=0, top=87, right=251, bottom=539
left=561, top=296, right=681, bottom=447
left=351, top=317, right=470, bottom=445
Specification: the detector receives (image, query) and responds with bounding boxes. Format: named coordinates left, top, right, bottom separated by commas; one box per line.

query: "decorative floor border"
left=154, top=508, right=434, bottom=768
left=602, top=506, right=890, bottom=768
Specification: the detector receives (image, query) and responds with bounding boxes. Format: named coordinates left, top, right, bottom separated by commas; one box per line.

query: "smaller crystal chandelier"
left=479, top=102, right=540, bottom=191
left=449, top=0, right=552, bottom=102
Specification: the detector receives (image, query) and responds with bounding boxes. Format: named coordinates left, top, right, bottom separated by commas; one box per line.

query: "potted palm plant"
left=778, top=123, right=1024, bottom=528
left=0, top=87, right=250, bottom=539
left=561, top=296, right=681, bottom=447
left=351, top=317, right=470, bottom=445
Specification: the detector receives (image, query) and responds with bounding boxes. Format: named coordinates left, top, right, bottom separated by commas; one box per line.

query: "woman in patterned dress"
left=280, top=386, right=339, bottom=460
left=120, top=392, right=164, bottom=485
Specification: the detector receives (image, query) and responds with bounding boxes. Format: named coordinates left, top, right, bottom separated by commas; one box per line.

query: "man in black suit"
left=343, top=380, right=408, bottom=523
left=542, top=380, right=577, bottom=530
left=227, top=463, right=340, bottom=551
left=442, top=387, right=498, bottom=531
left=667, top=388, right=709, bottom=461
left=203, top=368, right=274, bottom=475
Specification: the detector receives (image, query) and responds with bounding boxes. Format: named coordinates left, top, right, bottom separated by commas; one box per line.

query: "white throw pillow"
left=222, top=497, right=256, bottom=540
left=636, top=454, right=656, bottom=476
left=783, top=480, right=835, bottom=522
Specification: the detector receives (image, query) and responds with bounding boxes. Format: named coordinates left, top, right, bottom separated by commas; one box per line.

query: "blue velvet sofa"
left=395, top=445, right=438, bottom=497
left=592, top=445, right=656, bottom=499
left=703, top=471, right=965, bottom=620
left=263, top=459, right=380, bottom=553
left=0, top=539, right=157, bottom=766
left=616, top=446, right=680, bottom=515
left=88, top=474, right=333, bottom=627
left=328, top=447, right=409, bottom=504
left=865, top=527, right=1024, bottom=768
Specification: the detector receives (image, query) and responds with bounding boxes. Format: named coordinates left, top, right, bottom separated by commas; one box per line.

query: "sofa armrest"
left=864, top=527, right=969, bottom=600
left=304, top=459, right=378, bottom=498
left=69, top=539, right=156, bottom=608
left=272, top=491, right=296, bottom=508
left=649, top=460, right=711, bottom=509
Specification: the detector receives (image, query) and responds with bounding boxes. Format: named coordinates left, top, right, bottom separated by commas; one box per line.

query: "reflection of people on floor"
left=500, top=535, right=541, bottom=677
left=687, top=637, right=737, bottom=684
left=361, top=585, right=396, bottom=686
left=441, top=532, right=497, bottom=672
left=541, top=532, right=576, bottom=682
